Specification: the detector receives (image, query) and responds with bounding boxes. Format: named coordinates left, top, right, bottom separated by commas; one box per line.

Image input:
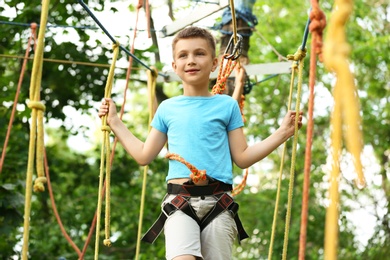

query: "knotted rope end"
left=33, top=176, right=47, bottom=192
left=103, top=239, right=112, bottom=247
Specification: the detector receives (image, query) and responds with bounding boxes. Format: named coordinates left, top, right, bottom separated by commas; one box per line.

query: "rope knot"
left=103, top=239, right=112, bottom=247
left=309, top=8, right=327, bottom=34
left=33, top=176, right=47, bottom=192
left=101, top=125, right=111, bottom=132
left=190, top=170, right=207, bottom=184
left=287, top=48, right=307, bottom=61
left=112, top=41, right=120, bottom=50
left=27, top=101, right=46, bottom=111
left=309, top=7, right=327, bottom=62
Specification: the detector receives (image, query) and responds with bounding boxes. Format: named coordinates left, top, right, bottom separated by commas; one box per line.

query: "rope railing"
left=22, top=1, right=50, bottom=259
left=0, top=20, right=99, bottom=29
left=299, top=2, right=326, bottom=259
left=268, top=16, right=310, bottom=260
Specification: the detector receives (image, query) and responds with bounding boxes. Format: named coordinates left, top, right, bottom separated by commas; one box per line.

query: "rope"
left=267, top=14, right=311, bottom=257
left=81, top=3, right=147, bottom=259
left=267, top=46, right=306, bottom=259
left=211, top=54, right=238, bottom=94
left=0, top=54, right=146, bottom=71
left=0, top=24, right=37, bottom=174
left=268, top=61, right=298, bottom=260
left=3, top=20, right=99, bottom=260
left=231, top=168, right=248, bottom=196
left=165, top=153, right=207, bottom=184
left=144, top=0, right=151, bottom=38
left=229, top=0, right=238, bottom=45
left=298, top=2, right=326, bottom=259
left=135, top=67, right=158, bottom=259
left=94, top=41, right=120, bottom=260
left=281, top=47, right=306, bottom=260
left=43, top=148, right=83, bottom=257
left=22, top=1, right=50, bottom=259
left=323, top=0, right=366, bottom=258
left=0, top=20, right=98, bottom=30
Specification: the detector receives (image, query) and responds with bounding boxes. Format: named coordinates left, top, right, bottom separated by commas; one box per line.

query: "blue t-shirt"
left=151, top=94, right=244, bottom=184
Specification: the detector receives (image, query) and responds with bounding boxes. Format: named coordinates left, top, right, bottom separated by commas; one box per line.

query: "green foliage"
left=0, top=0, right=389, bottom=259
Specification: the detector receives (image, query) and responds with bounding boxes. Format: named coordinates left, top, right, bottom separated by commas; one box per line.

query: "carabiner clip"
left=223, top=34, right=243, bottom=60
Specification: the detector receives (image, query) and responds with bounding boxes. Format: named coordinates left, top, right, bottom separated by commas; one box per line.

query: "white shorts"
left=163, top=193, right=238, bottom=260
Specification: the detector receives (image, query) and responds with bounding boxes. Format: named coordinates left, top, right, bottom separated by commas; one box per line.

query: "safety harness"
left=142, top=181, right=249, bottom=244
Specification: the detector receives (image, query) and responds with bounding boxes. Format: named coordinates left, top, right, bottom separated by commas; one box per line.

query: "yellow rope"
left=230, top=0, right=238, bottom=44
left=267, top=48, right=306, bottom=260
left=268, top=61, right=297, bottom=260
left=229, top=0, right=241, bottom=69
left=135, top=67, right=158, bottom=260
left=325, top=79, right=342, bottom=260
left=94, top=42, right=120, bottom=260
left=282, top=48, right=306, bottom=260
left=22, top=1, right=50, bottom=259
left=323, top=0, right=366, bottom=258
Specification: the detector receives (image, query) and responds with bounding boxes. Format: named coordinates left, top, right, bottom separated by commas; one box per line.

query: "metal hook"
left=223, top=34, right=243, bottom=60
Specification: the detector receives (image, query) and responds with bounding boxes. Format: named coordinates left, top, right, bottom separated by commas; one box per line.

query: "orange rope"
left=231, top=168, right=248, bottom=196
left=44, top=148, right=82, bottom=257
left=0, top=23, right=37, bottom=174
left=238, top=93, right=246, bottom=122
left=298, top=2, right=326, bottom=259
left=165, top=153, right=207, bottom=184
left=144, top=0, right=151, bottom=38
left=211, top=55, right=237, bottom=94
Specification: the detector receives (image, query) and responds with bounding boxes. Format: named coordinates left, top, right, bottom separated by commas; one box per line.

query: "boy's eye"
left=196, top=52, right=205, bottom=56
left=178, top=53, right=187, bottom=58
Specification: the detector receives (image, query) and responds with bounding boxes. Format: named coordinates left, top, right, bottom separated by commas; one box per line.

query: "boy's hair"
left=172, top=26, right=216, bottom=58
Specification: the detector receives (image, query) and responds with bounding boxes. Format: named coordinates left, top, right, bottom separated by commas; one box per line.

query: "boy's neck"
left=182, top=84, right=213, bottom=97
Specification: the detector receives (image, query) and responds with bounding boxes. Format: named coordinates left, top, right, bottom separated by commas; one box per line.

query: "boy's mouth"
left=185, top=69, right=200, bottom=73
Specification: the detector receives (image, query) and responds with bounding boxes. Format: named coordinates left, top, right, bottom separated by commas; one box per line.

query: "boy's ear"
left=211, top=57, right=218, bottom=72
left=172, top=61, right=177, bottom=71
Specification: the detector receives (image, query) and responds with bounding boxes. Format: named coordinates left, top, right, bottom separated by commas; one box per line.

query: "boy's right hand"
left=98, top=98, right=118, bottom=125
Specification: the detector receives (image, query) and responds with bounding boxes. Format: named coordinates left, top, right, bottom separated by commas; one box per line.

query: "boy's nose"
left=187, top=54, right=196, bottom=65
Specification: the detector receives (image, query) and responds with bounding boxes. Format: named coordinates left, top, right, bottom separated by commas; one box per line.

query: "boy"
left=98, top=26, right=302, bottom=260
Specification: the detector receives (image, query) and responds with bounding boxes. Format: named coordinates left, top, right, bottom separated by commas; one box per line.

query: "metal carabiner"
left=223, top=34, right=243, bottom=60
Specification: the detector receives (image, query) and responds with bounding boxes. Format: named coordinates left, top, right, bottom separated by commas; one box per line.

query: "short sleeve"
left=151, top=102, right=168, bottom=133
left=227, top=99, right=244, bottom=131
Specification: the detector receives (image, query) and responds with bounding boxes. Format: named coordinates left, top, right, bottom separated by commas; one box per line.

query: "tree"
left=0, top=0, right=389, bottom=259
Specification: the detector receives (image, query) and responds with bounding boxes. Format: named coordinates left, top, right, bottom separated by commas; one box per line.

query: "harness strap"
left=141, top=189, right=249, bottom=244
left=199, top=193, right=249, bottom=242
left=199, top=193, right=234, bottom=231
left=167, top=181, right=233, bottom=196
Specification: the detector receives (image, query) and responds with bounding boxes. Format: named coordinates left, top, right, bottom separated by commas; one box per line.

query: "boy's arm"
left=228, top=111, right=302, bottom=169
left=99, top=98, right=167, bottom=166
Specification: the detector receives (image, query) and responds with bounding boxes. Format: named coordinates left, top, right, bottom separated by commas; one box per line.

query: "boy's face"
left=172, top=37, right=218, bottom=86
